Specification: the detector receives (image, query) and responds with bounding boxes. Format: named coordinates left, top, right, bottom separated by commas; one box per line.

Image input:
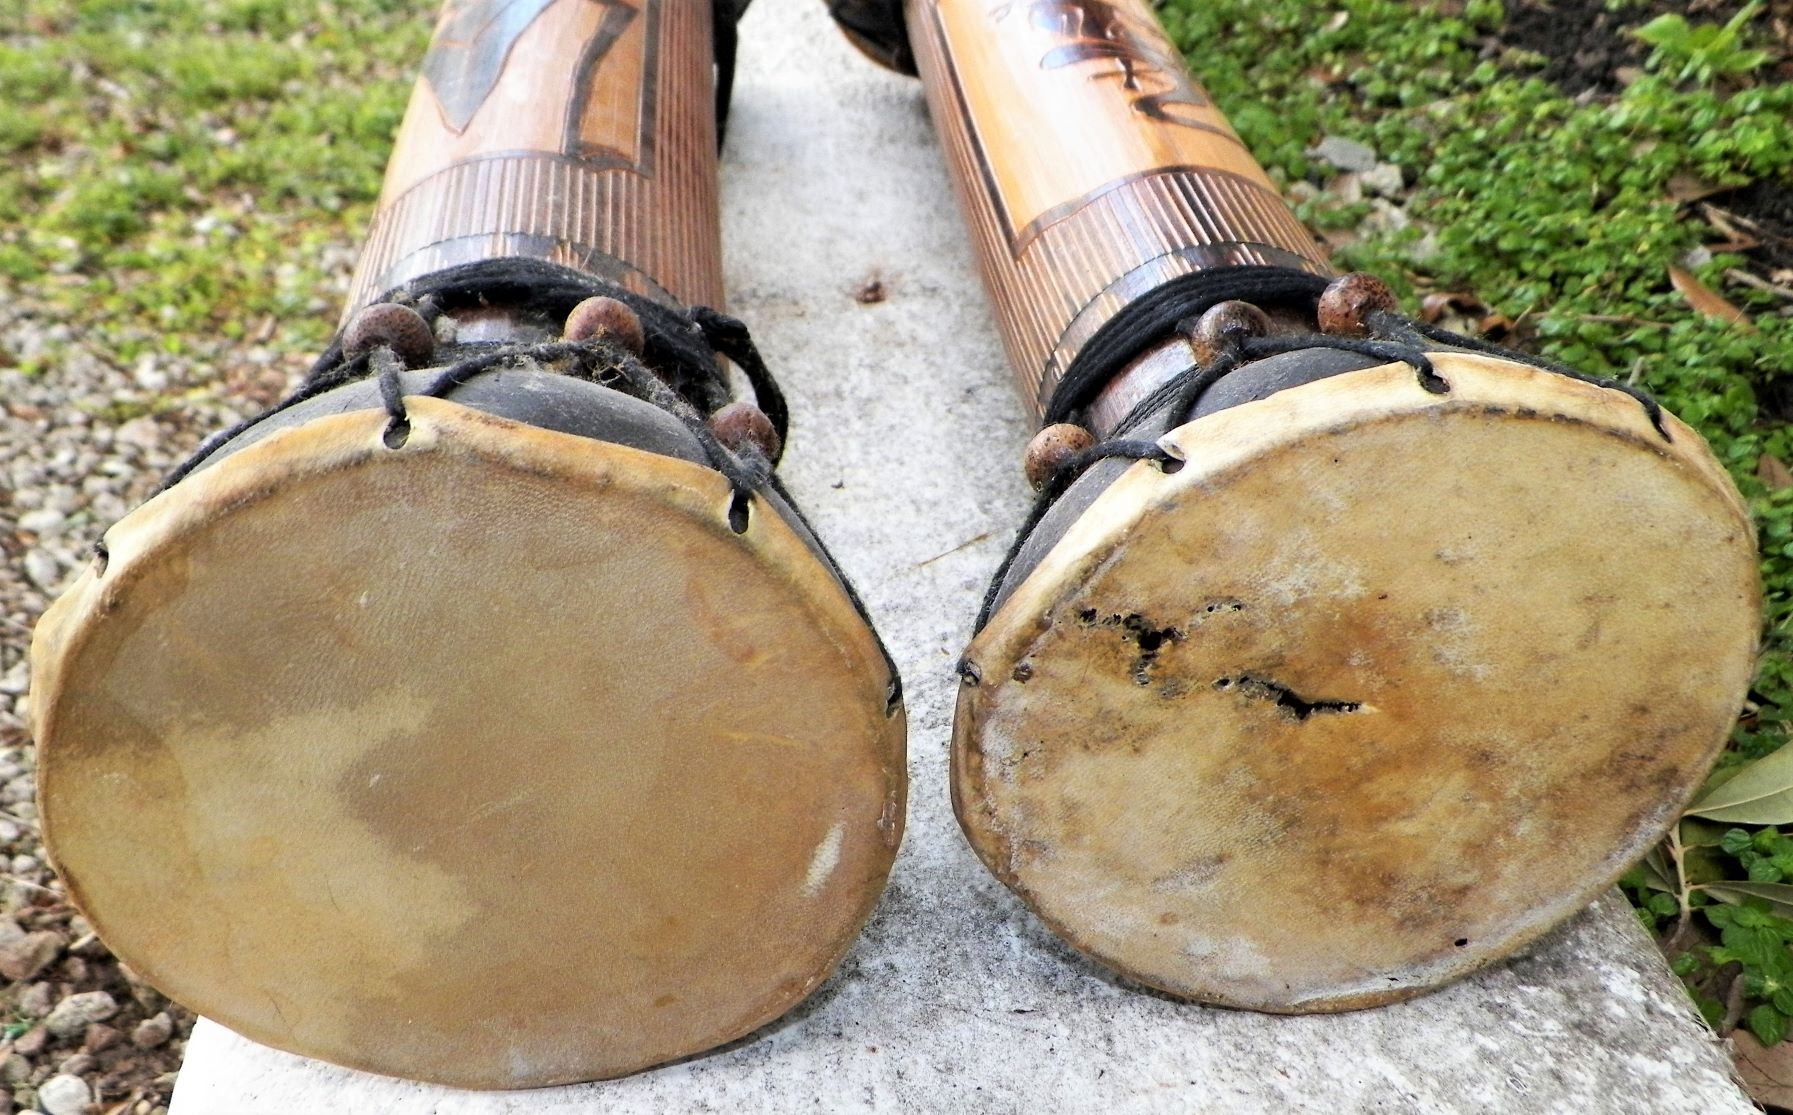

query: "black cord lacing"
left=712, top=0, right=746, bottom=143
left=158, top=260, right=786, bottom=492
left=1044, top=266, right=1332, bottom=425
left=974, top=290, right=1676, bottom=632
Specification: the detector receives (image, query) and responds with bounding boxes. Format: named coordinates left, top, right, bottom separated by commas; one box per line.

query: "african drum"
left=830, top=0, right=1758, bottom=1011
left=32, top=0, right=905, bottom=1087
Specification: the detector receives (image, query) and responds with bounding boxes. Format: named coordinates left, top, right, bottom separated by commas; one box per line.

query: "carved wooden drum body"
left=834, top=0, right=1759, bottom=1010
left=31, top=0, right=905, bottom=1088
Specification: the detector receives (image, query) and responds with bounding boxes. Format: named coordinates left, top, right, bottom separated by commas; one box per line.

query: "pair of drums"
left=31, top=331, right=1759, bottom=1087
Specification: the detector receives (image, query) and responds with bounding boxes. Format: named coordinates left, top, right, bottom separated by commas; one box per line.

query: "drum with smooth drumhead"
left=31, top=0, right=904, bottom=1089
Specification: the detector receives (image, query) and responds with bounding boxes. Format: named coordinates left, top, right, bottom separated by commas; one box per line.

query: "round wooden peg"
left=709, top=401, right=781, bottom=462
left=1024, top=423, right=1096, bottom=491
left=1184, top=300, right=1271, bottom=365
left=342, top=303, right=435, bottom=367
left=1317, top=273, right=1398, bottom=338
left=564, top=296, right=645, bottom=354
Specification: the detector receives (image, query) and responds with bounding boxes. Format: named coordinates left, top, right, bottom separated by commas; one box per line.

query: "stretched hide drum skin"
left=32, top=397, right=904, bottom=1087
left=955, top=355, right=1758, bottom=1010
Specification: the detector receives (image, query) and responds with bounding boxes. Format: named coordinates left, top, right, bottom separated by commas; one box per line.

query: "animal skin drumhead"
left=955, top=353, right=1758, bottom=1012
left=30, top=398, right=905, bottom=1088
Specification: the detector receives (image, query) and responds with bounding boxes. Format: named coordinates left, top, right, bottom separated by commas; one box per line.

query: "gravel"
left=0, top=241, right=345, bottom=1111
left=44, top=991, right=118, bottom=1039
left=1310, top=134, right=1379, bottom=172
left=36, top=1073, right=92, bottom=1115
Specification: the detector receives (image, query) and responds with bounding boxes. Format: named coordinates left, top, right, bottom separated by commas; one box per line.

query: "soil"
left=1501, top=0, right=1787, bottom=96
left=1714, top=179, right=1793, bottom=273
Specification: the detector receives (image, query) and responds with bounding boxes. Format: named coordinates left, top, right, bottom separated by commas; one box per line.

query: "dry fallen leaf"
left=1668, top=172, right=1728, bottom=205
left=1761, top=454, right=1793, bottom=492
left=1419, top=291, right=1484, bottom=323
left=1670, top=265, right=1757, bottom=332
left=1733, top=1031, right=1793, bottom=1112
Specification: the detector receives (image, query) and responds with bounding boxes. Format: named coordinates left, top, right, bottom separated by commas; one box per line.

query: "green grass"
left=1161, top=0, right=1793, bottom=1041
left=0, top=0, right=426, bottom=358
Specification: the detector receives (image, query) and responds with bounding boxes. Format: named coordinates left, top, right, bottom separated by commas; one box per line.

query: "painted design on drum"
left=422, top=0, right=647, bottom=166
left=424, top=0, right=561, bottom=131
left=913, top=0, right=1326, bottom=413
left=564, top=2, right=646, bottom=162
left=1001, top=1, right=1212, bottom=129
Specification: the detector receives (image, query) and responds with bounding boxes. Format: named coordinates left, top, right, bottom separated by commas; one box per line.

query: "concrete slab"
left=169, top=0, right=1752, bottom=1110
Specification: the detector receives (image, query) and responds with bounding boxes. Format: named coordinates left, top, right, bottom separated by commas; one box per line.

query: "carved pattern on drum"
left=345, top=0, right=722, bottom=319
left=1007, top=0, right=1216, bottom=131
left=911, top=0, right=1329, bottom=417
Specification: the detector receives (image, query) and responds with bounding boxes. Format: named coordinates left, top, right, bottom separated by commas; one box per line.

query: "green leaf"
left=1700, top=996, right=1726, bottom=1027
left=1635, top=13, right=1690, bottom=46
left=1704, top=883, right=1793, bottom=920
left=1751, top=1004, right=1792, bottom=1046
left=1725, top=827, right=1758, bottom=855
left=1635, top=846, right=1677, bottom=892
left=1681, top=817, right=1733, bottom=848
left=1688, top=746, right=1793, bottom=823
left=1775, top=988, right=1793, bottom=1017
left=1724, top=923, right=1785, bottom=969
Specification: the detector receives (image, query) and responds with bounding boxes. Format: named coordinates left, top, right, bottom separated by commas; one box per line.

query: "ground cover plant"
left=0, top=0, right=1790, bottom=1107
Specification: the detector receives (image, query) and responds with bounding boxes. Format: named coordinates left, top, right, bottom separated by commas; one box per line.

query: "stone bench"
left=170, top=2, right=1752, bottom=1110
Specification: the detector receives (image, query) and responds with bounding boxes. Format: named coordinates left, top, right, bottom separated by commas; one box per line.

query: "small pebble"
left=0, top=930, right=63, bottom=982
left=23, top=551, right=60, bottom=592
left=1360, top=163, right=1405, bottom=198
left=131, top=1013, right=172, bottom=1050
left=44, top=990, right=117, bottom=1038
left=16, top=509, right=64, bottom=536
left=82, top=1023, right=120, bottom=1054
left=54, top=1053, right=92, bottom=1077
left=35, top=1073, right=90, bottom=1115
left=19, top=983, right=53, bottom=1019
left=114, top=417, right=160, bottom=451
left=1311, top=135, right=1377, bottom=173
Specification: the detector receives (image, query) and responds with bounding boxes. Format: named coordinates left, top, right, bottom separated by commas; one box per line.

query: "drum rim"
left=31, top=398, right=907, bottom=1087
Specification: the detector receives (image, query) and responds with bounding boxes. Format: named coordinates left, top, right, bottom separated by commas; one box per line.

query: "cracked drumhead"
left=954, top=353, right=1758, bottom=1011
left=31, top=398, right=905, bottom=1087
